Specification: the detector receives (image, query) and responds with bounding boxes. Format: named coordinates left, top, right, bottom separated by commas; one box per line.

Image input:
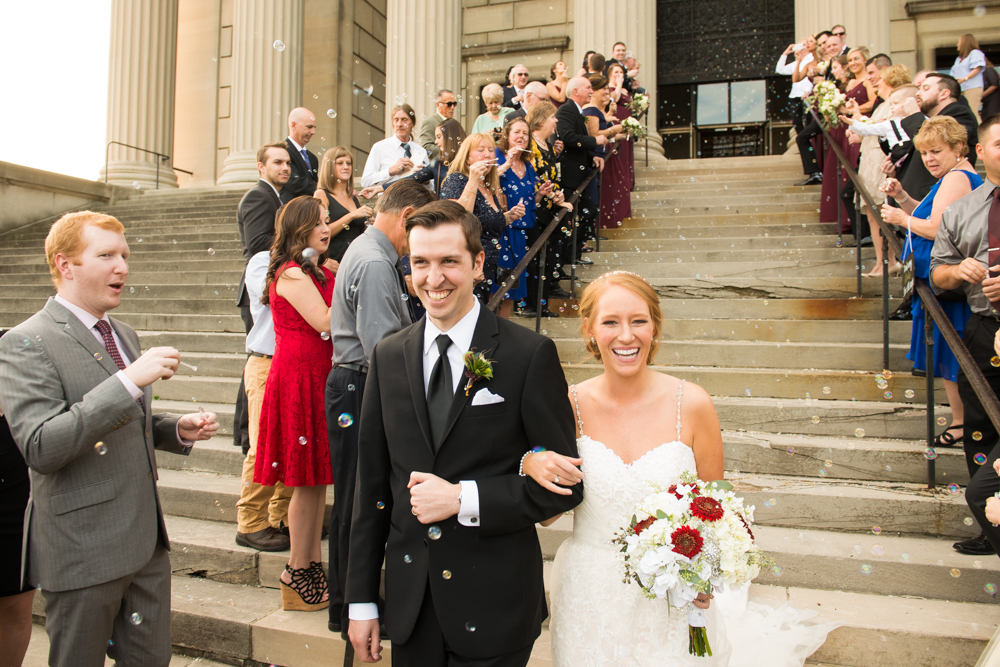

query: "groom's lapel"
left=437, top=308, right=500, bottom=452
left=403, top=318, right=435, bottom=456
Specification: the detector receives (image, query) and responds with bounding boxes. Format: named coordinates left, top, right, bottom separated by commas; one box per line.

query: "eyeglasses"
left=442, top=101, right=457, bottom=107
left=832, top=31, right=845, bottom=36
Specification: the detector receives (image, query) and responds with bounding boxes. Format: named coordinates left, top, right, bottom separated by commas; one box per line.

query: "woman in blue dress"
left=881, top=116, right=982, bottom=448
left=495, top=117, right=540, bottom=316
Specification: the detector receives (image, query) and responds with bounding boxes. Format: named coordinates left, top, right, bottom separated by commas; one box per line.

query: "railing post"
left=882, top=233, right=890, bottom=371
left=836, top=160, right=843, bottom=247
left=855, top=187, right=862, bottom=298
left=536, top=239, right=547, bottom=334
left=926, top=308, right=936, bottom=490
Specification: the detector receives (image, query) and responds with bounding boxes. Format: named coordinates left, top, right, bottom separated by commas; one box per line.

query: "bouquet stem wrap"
left=687, top=608, right=712, bottom=657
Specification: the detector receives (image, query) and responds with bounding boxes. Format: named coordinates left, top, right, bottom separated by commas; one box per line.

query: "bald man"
left=282, top=107, right=319, bottom=203
left=503, top=64, right=530, bottom=109
left=503, top=81, right=550, bottom=126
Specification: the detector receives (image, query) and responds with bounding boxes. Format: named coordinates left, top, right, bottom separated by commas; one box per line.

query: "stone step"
left=579, top=247, right=874, bottom=264
left=0, top=259, right=244, bottom=275
left=572, top=275, right=901, bottom=300
left=608, top=221, right=836, bottom=236
left=2, top=227, right=240, bottom=245
left=660, top=298, right=889, bottom=321
left=562, top=364, right=942, bottom=403
left=631, top=193, right=820, bottom=208
left=0, top=239, right=244, bottom=256
left=574, top=258, right=877, bottom=279
left=0, top=311, right=246, bottom=333
left=598, top=235, right=861, bottom=250
left=21, top=626, right=235, bottom=667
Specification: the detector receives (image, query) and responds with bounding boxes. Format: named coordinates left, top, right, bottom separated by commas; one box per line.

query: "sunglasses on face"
left=832, top=31, right=845, bottom=36
left=442, top=101, right=457, bottom=107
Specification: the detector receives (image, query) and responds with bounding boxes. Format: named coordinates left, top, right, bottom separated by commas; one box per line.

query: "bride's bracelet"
left=519, top=446, right=547, bottom=476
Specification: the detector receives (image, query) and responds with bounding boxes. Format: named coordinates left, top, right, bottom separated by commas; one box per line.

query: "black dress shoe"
left=795, top=173, right=823, bottom=186
left=540, top=308, right=560, bottom=318
left=582, top=246, right=595, bottom=253
left=549, top=286, right=571, bottom=298
left=518, top=307, right=538, bottom=318
left=574, top=258, right=594, bottom=266
left=889, top=309, right=912, bottom=321
left=598, top=236, right=609, bottom=241
left=235, top=526, right=290, bottom=552
left=912, top=367, right=925, bottom=377
left=954, top=534, right=996, bottom=555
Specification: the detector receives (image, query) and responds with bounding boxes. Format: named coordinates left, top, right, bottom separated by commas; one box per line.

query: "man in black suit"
left=502, top=81, right=549, bottom=127
left=231, top=143, right=289, bottom=542
left=347, top=201, right=583, bottom=665
left=555, top=76, right=608, bottom=266
left=281, top=107, right=318, bottom=203
left=503, top=64, right=530, bottom=109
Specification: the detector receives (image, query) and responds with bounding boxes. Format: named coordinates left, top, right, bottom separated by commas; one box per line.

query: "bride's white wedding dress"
left=549, top=382, right=839, bottom=666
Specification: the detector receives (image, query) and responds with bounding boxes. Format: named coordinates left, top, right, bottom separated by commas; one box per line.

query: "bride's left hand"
left=692, top=591, right=714, bottom=609
left=522, top=450, right=584, bottom=495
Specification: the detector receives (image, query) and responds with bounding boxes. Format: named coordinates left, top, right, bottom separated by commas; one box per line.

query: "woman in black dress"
left=0, top=331, right=34, bottom=664
left=314, top=147, right=378, bottom=263
left=440, top=133, right=525, bottom=305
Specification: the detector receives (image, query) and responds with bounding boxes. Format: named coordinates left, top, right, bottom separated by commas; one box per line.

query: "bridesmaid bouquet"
left=626, top=92, right=649, bottom=116
left=621, top=117, right=648, bottom=140
left=806, top=80, right=847, bottom=128
left=613, top=472, right=767, bottom=657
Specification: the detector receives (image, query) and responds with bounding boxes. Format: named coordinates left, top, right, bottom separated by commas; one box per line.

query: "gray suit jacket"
left=0, top=299, right=190, bottom=592
left=418, top=112, right=446, bottom=161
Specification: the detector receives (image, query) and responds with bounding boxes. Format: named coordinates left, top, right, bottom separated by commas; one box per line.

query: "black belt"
left=249, top=351, right=273, bottom=359
left=335, top=363, right=369, bottom=374
left=974, top=312, right=1000, bottom=323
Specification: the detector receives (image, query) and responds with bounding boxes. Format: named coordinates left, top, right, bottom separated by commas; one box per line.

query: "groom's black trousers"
left=391, top=582, right=534, bottom=667
left=325, top=365, right=369, bottom=630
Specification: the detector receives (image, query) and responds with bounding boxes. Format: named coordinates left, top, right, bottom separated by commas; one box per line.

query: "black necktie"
left=402, top=143, right=412, bottom=159
left=427, top=334, right=453, bottom=448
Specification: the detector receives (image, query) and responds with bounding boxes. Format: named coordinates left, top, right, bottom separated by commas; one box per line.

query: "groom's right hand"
left=349, top=619, right=383, bottom=662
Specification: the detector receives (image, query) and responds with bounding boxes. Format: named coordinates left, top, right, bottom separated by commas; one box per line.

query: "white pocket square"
left=471, top=388, right=505, bottom=406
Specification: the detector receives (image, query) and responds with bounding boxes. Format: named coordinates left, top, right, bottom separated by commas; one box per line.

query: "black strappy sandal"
left=934, top=424, right=964, bottom=448
left=280, top=563, right=329, bottom=611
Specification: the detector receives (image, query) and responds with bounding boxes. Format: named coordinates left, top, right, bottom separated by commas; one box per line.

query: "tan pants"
left=966, top=87, right=984, bottom=124
left=235, top=354, right=292, bottom=533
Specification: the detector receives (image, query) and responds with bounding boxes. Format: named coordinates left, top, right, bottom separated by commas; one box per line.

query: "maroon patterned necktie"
left=94, top=320, right=144, bottom=411
left=989, top=188, right=1000, bottom=312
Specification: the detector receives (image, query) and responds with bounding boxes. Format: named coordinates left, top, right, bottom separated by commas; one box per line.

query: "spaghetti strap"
left=569, top=384, right=585, bottom=437
left=675, top=380, right=685, bottom=441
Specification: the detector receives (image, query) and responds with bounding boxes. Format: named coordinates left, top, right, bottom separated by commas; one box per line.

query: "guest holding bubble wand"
left=254, top=196, right=335, bottom=611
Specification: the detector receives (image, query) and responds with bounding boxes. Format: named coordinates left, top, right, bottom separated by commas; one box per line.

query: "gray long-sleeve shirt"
left=331, top=225, right=414, bottom=367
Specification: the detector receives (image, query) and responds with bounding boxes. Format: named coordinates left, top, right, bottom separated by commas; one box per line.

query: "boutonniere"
left=462, top=349, right=495, bottom=396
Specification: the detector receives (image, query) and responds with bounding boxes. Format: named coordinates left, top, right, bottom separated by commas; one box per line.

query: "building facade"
left=99, top=0, right=1000, bottom=189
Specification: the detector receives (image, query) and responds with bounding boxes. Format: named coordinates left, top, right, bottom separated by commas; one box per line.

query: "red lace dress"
left=254, top=262, right=335, bottom=487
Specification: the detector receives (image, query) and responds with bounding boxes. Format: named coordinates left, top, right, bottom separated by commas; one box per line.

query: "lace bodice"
left=569, top=382, right=697, bottom=546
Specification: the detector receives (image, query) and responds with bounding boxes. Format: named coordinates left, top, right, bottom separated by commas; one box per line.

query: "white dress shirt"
left=54, top=294, right=141, bottom=399
left=776, top=52, right=814, bottom=98
left=349, top=299, right=483, bottom=623
left=360, top=135, right=430, bottom=188
left=245, top=251, right=275, bottom=355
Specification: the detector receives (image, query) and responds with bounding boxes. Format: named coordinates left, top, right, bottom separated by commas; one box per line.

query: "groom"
left=347, top=200, right=583, bottom=665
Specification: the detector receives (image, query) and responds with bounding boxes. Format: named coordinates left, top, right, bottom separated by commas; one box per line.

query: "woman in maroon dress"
left=820, top=50, right=874, bottom=233
left=254, top=196, right=335, bottom=611
left=599, top=63, right=634, bottom=230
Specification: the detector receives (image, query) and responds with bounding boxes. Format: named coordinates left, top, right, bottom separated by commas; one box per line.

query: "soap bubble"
left=353, top=78, right=374, bottom=96
left=327, top=109, right=337, bottom=119
left=347, top=384, right=356, bottom=391
left=975, top=5, right=988, bottom=18
left=273, top=40, right=285, bottom=51
left=824, top=460, right=833, bottom=468
left=771, top=566, right=782, bottom=577
left=949, top=483, right=961, bottom=494
left=207, top=248, right=215, bottom=256
left=320, top=332, right=330, bottom=341
left=860, top=564, right=873, bottom=575
left=884, top=391, right=893, bottom=399
left=938, top=417, right=948, bottom=426
left=130, top=612, right=143, bottom=625
left=905, top=389, right=915, bottom=398
left=973, top=431, right=983, bottom=441
left=975, top=453, right=988, bottom=465
left=871, top=545, right=884, bottom=556
left=428, top=526, right=442, bottom=540
left=924, top=448, right=938, bottom=460
left=855, top=428, right=866, bottom=438
left=811, top=416, right=820, bottom=424
left=818, top=469, right=827, bottom=477
left=986, top=583, right=997, bottom=595
left=786, top=447, right=795, bottom=455
left=901, top=553, right=911, bottom=562
left=951, top=568, right=962, bottom=578
left=302, top=247, right=319, bottom=264
left=377, top=501, right=385, bottom=509
left=992, top=356, right=1000, bottom=367
left=298, top=436, right=307, bottom=445
left=94, top=441, right=107, bottom=455
left=822, top=387, right=831, bottom=394
left=871, top=526, right=881, bottom=535
left=965, top=517, right=976, bottom=526
left=338, top=413, right=354, bottom=427
left=132, top=181, right=141, bottom=190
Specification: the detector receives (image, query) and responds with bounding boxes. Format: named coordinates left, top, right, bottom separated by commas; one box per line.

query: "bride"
left=521, top=270, right=838, bottom=666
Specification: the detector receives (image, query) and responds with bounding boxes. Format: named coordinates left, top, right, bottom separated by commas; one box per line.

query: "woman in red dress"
left=820, top=49, right=875, bottom=233
left=599, top=63, right=634, bottom=230
left=254, top=196, right=335, bottom=611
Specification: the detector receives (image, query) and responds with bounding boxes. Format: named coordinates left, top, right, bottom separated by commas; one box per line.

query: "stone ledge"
left=461, top=36, right=569, bottom=58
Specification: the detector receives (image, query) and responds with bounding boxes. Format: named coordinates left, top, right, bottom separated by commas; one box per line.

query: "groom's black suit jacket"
left=555, top=101, right=599, bottom=192
left=281, top=137, right=318, bottom=203
left=347, top=306, right=583, bottom=658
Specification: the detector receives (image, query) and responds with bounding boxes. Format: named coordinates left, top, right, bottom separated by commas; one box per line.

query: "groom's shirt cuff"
left=457, top=480, right=480, bottom=526
left=349, top=603, right=379, bottom=621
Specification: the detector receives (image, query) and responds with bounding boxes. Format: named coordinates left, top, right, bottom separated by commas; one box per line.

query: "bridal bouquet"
left=621, top=116, right=648, bottom=140
left=806, top=80, right=847, bottom=128
left=613, top=472, right=766, bottom=657
left=626, top=92, right=649, bottom=116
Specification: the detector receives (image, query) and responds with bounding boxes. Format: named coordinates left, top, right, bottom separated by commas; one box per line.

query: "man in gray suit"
left=0, top=211, right=220, bottom=667
left=417, top=89, right=457, bottom=160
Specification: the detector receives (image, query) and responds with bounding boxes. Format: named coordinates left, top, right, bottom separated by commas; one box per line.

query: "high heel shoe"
left=888, top=263, right=902, bottom=276
left=280, top=563, right=330, bottom=611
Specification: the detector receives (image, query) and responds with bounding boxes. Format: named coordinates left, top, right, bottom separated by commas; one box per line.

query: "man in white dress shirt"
left=361, top=103, right=430, bottom=189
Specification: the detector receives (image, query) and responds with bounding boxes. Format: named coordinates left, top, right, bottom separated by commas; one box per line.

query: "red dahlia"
left=633, top=516, right=656, bottom=535
left=668, top=484, right=700, bottom=499
left=670, top=525, right=704, bottom=558
left=690, top=496, right=724, bottom=522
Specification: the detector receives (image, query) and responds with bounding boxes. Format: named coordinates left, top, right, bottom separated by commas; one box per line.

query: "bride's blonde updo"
left=579, top=271, right=662, bottom=365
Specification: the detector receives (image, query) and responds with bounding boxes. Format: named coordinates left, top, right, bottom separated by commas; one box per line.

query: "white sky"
left=0, top=1, right=112, bottom=181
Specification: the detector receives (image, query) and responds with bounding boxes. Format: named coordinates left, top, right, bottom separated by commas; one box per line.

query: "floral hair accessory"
left=462, top=349, right=495, bottom=396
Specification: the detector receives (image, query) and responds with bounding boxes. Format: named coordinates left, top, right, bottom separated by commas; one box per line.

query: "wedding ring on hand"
left=554, top=475, right=560, bottom=484
left=411, top=508, right=418, bottom=515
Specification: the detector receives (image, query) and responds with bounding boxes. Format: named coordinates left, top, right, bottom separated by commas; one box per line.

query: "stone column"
left=384, top=0, right=461, bottom=133
left=102, top=0, right=179, bottom=189
left=573, top=0, right=665, bottom=161
left=217, top=0, right=304, bottom=186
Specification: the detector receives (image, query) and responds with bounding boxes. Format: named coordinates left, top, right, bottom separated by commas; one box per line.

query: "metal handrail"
left=810, top=108, right=1000, bottom=489
left=104, top=141, right=193, bottom=189
left=486, top=141, right=622, bottom=326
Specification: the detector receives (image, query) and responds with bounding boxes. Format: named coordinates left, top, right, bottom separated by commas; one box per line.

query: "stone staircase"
left=2, top=155, right=998, bottom=666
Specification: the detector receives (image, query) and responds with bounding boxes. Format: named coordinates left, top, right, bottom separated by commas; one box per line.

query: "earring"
left=590, top=337, right=596, bottom=343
